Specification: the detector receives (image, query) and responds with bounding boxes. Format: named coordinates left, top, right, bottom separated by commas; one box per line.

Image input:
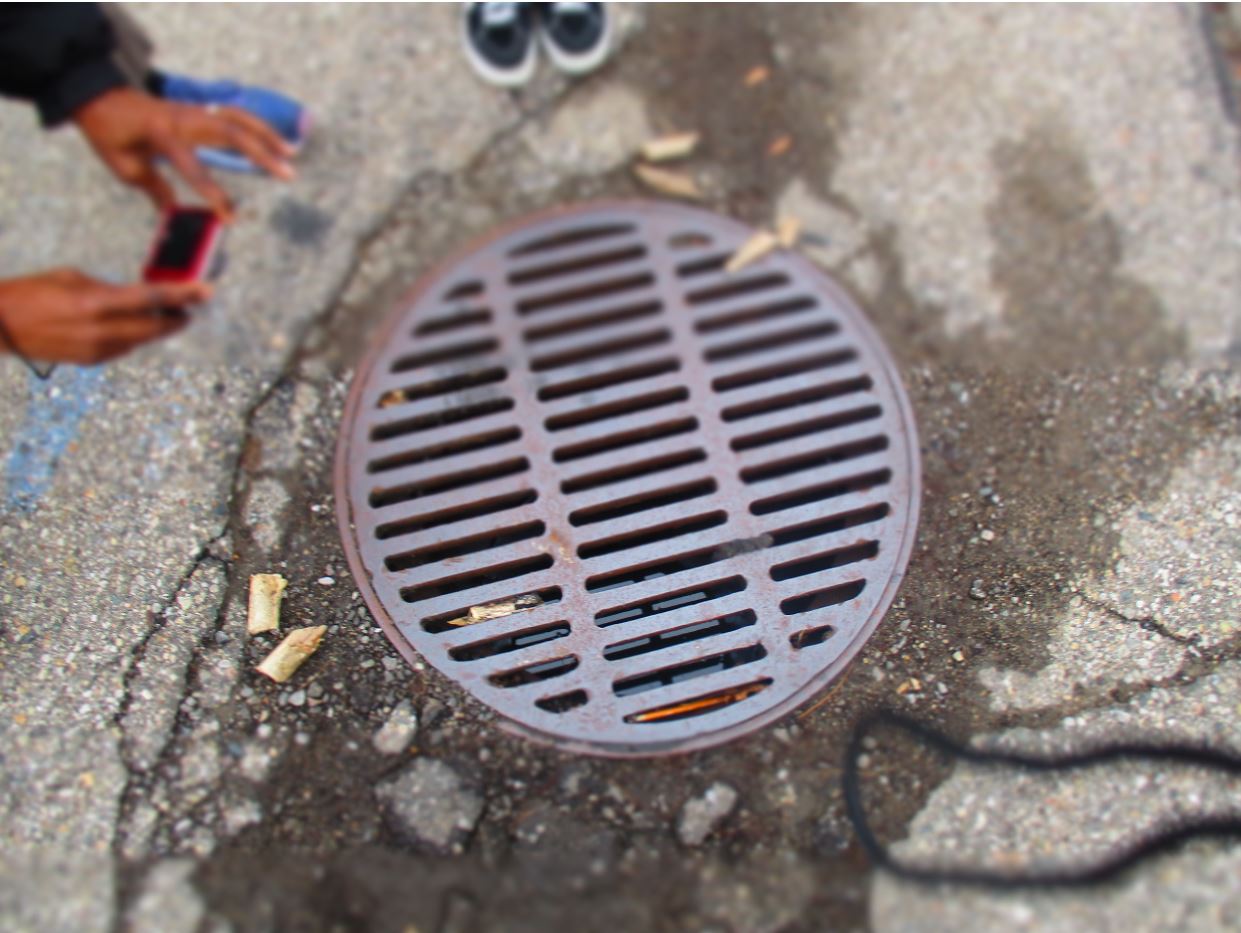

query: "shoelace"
left=845, top=710, right=1241, bottom=887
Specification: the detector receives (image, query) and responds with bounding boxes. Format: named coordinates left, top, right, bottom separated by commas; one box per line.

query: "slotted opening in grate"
left=414, top=307, right=491, bottom=337
left=550, top=416, right=700, bottom=464
left=337, top=202, right=919, bottom=756
left=595, top=575, right=748, bottom=625
left=375, top=488, right=539, bottom=541
left=369, top=396, right=515, bottom=443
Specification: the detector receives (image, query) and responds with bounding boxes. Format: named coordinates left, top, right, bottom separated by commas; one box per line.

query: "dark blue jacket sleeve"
left=0, top=4, right=127, bottom=127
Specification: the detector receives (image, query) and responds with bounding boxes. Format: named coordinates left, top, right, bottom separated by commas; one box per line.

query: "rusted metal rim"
left=335, top=200, right=920, bottom=757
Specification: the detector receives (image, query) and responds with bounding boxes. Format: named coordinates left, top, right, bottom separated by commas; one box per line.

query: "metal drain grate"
left=335, top=202, right=920, bottom=756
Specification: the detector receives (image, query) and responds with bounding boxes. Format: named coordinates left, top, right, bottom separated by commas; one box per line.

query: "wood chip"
left=378, top=389, right=407, bottom=409
left=767, top=134, right=793, bottom=158
left=633, top=164, right=703, bottom=200
left=247, top=573, right=287, bottom=635
left=724, top=230, right=778, bottom=274
left=256, top=625, right=326, bottom=683
left=639, top=131, right=701, bottom=162
left=445, top=593, right=544, bottom=628
left=743, top=65, right=770, bottom=87
left=776, top=216, right=802, bottom=249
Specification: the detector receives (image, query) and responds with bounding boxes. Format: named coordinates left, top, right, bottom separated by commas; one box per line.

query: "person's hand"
left=72, top=86, right=296, bottom=221
left=0, top=269, right=211, bottom=365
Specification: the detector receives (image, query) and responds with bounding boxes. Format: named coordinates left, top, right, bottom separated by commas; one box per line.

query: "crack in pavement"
left=111, top=537, right=230, bottom=765
left=1077, top=593, right=1201, bottom=647
left=991, top=625, right=1241, bottom=736
left=111, top=550, right=229, bottom=853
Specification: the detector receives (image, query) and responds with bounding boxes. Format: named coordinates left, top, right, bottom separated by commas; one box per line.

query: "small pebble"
left=372, top=699, right=418, bottom=755
left=979, top=529, right=996, bottom=542
left=318, top=576, right=335, bottom=586
left=289, top=690, right=307, bottom=707
left=308, top=683, right=325, bottom=700
left=676, top=782, right=739, bottom=847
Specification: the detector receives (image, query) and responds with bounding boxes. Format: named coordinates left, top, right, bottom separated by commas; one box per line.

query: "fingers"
left=94, top=307, right=191, bottom=347
left=216, top=115, right=296, bottom=181
left=148, top=280, right=214, bottom=310
left=127, top=160, right=177, bottom=212
left=99, top=148, right=176, bottom=213
left=75, top=285, right=200, bottom=363
left=86, top=316, right=191, bottom=364
left=162, top=138, right=235, bottom=221
left=217, top=106, right=297, bottom=162
left=89, top=280, right=213, bottom=318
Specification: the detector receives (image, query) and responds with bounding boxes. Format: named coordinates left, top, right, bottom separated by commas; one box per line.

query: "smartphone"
left=142, top=207, right=225, bottom=284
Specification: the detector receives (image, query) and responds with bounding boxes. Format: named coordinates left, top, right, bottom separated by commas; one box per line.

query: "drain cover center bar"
left=336, top=201, right=920, bottom=756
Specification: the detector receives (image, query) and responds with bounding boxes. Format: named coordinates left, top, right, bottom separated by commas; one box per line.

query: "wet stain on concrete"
left=988, top=123, right=1186, bottom=369
left=270, top=197, right=335, bottom=247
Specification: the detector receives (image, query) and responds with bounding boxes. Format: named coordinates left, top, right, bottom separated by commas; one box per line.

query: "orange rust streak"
left=631, top=683, right=767, bottom=723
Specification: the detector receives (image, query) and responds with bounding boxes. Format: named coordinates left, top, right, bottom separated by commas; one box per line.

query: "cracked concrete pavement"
left=1, top=4, right=1239, bottom=931
left=0, top=3, right=546, bottom=927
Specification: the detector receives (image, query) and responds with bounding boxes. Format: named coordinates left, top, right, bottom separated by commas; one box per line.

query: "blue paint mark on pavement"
left=4, top=365, right=108, bottom=511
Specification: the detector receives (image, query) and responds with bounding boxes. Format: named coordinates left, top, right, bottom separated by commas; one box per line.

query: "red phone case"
left=142, top=207, right=223, bottom=283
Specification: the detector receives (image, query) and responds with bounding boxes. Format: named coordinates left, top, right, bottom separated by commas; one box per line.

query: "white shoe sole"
left=460, top=6, right=539, bottom=88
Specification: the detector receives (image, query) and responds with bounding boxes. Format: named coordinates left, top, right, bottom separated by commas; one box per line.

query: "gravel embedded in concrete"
left=376, top=758, right=483, bottom=853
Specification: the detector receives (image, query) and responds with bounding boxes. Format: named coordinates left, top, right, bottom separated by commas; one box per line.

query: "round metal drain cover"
left=336, top=201, right=920, bottom=756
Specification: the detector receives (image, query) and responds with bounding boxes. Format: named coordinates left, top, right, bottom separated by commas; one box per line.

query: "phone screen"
left=152, top=209, right=214, bottom=271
